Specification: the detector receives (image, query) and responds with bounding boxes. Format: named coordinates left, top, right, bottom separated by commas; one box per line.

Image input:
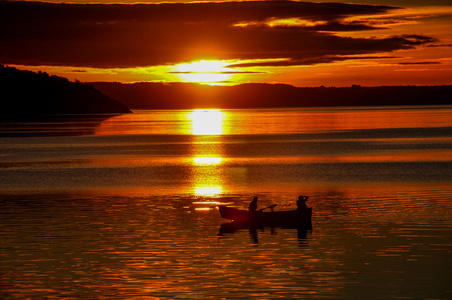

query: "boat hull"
left=218, top=205, right=312, bottom=229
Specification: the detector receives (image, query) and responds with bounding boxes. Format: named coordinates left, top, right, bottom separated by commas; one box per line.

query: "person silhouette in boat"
left=297, top=195, right=312, bottom=230
left=297, top=195, right=309, bottom=211
left=249, top=196, right=258, bottom=212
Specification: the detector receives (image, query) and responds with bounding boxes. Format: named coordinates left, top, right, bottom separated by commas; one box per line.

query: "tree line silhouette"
left=93, top=81, right=452, bottom=109
left=1, top=65, right=130, bottom=119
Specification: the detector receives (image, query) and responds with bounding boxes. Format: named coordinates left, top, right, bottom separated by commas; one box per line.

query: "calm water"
left=1, top=107, right=451, bottom=299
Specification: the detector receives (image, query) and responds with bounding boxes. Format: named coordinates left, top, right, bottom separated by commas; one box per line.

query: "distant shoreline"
left=92, top=82, right=452, bottom=110
left=2, top=64, right=451, bottom=118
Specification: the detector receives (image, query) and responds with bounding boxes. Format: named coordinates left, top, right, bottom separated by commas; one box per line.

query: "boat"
left=218, top=205, right=312, bottom=230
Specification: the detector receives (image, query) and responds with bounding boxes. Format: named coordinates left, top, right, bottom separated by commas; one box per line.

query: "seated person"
left=249, top=196, right=258, bottom=212
left=297, top=195, right=309, bottom=211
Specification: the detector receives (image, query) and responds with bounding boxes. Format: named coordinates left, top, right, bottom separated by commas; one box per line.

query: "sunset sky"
left=1, top=0, right=451, bottom=86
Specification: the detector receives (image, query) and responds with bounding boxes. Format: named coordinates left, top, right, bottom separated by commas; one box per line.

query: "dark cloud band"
left=0, top=1, right=436, bottom=68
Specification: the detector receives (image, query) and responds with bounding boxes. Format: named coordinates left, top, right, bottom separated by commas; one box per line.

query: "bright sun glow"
left=194, top=186, right=223, bottom=197
left=190, top=109, right=224, bottom=135
left=174, top=60, right=234, bottom=85
left=192, top=157, right=223, bottom=165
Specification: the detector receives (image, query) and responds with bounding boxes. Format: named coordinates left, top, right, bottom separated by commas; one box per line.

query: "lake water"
left=1, top=107, right=451, bottom=299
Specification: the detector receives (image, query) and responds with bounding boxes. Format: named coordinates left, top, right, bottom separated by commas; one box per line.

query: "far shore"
left=92, top=82, right=452, bottom=110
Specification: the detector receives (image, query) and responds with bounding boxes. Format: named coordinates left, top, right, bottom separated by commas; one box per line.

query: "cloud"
left=228, top=55, right=399, bottom=68
left=0, top=1, right=437, bottom=68
left=398, top=61, right=441, bottom=65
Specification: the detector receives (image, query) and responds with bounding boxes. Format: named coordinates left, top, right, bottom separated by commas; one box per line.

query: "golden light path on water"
left=90, top=109, right=228, bottom=196
left=190, top=109, right=224, bottom=135
left=189, top=109, right=225, bottom=197
left=92, top=106, right=452, bottom=197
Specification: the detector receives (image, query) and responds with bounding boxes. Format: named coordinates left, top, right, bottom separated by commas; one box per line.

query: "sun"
left=173, top=60, right=234, bottom=85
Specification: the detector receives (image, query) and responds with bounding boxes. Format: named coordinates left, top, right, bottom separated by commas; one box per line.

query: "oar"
left=259, top=204, right=277, bottom=212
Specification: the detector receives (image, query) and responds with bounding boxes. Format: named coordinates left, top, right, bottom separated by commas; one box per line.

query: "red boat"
left=218, top=205, right=312, bottom=229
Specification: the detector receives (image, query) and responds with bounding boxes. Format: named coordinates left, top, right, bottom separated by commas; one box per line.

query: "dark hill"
left=92, top=82, right=452, bottom=109
left=1, top=65, right=131, bottom=118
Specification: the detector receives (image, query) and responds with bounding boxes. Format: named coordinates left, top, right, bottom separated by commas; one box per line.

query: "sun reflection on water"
left=190, top=109, right=224, bottom=135
left=190, top=109, right=225, bottom=196
left=192, top=157, right=223, bottom=165
left=194, top=186, right=223, bottom=197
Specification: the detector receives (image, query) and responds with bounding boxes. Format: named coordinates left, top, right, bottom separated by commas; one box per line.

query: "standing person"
left=249, top=196, right=258, bottom=212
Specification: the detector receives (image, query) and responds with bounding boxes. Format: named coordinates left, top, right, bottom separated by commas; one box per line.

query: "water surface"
left=1, top=107, right=451, bottom=299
